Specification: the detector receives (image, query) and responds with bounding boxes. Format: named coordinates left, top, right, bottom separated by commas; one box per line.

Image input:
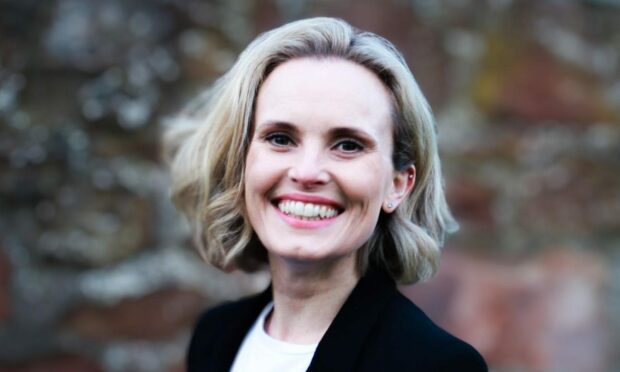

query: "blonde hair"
left=164, top=17, right=457, bottom=284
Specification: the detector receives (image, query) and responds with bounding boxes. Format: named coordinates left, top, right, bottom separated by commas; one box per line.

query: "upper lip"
left=272, top=193, right=344, bottom=210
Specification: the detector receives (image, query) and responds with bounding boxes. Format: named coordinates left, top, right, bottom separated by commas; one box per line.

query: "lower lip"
left=273, top=205, right=340, bottom=229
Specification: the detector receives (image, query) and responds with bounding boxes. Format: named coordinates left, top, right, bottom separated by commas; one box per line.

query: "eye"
left=334, top=139, right=364, bottom=153
left=265, top=133, right=294, bottom=147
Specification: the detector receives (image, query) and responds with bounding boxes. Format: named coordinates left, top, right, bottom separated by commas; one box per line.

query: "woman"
left=166, top=17, right=487, bottom=372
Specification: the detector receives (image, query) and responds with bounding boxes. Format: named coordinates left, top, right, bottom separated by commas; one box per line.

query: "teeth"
left=303, top=203, right=313, bottom=217
left=277, top=200, right=339, bottom=219
left=294, top=201, right=304, bottom=216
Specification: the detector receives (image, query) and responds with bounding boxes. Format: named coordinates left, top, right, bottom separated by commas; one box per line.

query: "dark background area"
left=1, top=0, right=619, bottom=371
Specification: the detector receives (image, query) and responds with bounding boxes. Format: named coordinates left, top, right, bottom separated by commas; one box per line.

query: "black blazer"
left=187, top=269, right=487, bottom=371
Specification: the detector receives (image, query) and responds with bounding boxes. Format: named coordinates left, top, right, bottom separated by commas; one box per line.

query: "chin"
left=266, top=242, right=355, bottom=267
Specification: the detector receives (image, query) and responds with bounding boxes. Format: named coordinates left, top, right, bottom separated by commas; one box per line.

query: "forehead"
left=254, top=58, right=394, bottom=138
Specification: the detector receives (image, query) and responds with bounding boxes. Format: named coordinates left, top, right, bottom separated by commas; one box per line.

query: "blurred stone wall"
left=0, top=0, right=618, bottom=371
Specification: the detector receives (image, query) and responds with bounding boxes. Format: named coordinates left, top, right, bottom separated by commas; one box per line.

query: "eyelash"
left=263, top=133, right=365, bottom=154
left=333, top=139, right=364, bottom=153
left=265, top=133, right=295, bottom=147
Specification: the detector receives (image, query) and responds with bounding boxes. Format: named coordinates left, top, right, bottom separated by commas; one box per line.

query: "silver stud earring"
left=408, top=174, right=414, bottom=179
left=387, top=202, right=393, bottom=209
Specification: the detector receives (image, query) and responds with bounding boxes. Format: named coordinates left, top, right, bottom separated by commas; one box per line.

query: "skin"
left=244, top=57, right=415, bottom=344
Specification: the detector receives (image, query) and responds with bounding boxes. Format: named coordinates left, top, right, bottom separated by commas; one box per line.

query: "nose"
left=288, top=146, right=330, bottom=187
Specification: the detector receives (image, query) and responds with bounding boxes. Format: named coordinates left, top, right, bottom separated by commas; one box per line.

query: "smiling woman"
left=164, top=17, right=487, bottom=372
left=246, top=58, right=401, bottom=268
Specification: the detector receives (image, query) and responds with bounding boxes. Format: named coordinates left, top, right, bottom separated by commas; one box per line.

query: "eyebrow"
left=254, top=121, right=299, bottom=136
left=255, top=121, right=378, bottom=147
left=328, top=127, right=377, bottom=146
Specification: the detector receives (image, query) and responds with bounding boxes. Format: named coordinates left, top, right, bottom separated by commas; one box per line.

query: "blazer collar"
left=214, top=284, right=273, bottom=371
left=308, top=268, right=396, bottom=371
left=215, top=268, right=396, bottom=371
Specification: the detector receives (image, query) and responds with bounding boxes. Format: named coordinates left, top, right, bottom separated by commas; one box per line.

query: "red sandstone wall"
left=1, top=0, right=618, bottom=370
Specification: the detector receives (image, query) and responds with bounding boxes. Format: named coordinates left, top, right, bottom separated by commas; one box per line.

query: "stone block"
left=0, top=354, right=102, bottom=372
left=473, top=39, right=615, bottom=124
left=63, top=288, right=207, bottom=341
left=402, top=249, right=612, bottom=371
left=446, top=176, right=496, bottom=229
left=0, top=248, right=10, bottom=322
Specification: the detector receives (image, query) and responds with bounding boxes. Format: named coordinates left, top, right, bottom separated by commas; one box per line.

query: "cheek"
left=336, top=157, right=392, bottom=204
left=244, top=148, right=265, bottom=196
left=244, top=147, right=282, bottom=199
left=244, top=148, right=269, bottom=230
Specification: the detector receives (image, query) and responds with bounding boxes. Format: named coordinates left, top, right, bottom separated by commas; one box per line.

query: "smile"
left=277, top=200, right=340, bottom=220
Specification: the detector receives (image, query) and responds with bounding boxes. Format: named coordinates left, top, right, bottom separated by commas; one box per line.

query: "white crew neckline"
left=255, top=301, right=319, bottom=355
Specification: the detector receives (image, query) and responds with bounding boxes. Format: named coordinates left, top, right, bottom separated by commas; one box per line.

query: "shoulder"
left=187, top=298, right=246, bottom=360
left=187, top=290, right=270, bottom=368
left=366, top=291, right=487, bottom=372
left=190, top=297, right=250, bottom=341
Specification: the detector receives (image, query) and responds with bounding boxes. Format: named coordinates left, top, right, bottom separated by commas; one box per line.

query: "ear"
left=383, top=165, right=416, bottom=213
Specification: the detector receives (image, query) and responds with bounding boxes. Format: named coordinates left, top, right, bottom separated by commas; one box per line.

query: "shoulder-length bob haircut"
left=164, top=17, right=457, bottom=284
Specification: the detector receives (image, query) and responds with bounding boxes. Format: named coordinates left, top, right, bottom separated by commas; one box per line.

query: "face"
left=244, top=58, right=413, bottom=268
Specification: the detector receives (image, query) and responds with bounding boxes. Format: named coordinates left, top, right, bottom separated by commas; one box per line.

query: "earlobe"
left=382, top=165, right=416, bottom=213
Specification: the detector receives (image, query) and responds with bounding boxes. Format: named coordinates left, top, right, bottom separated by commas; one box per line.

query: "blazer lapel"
left=307, top=269, right=396, bottom=371
left=212, top=285, right=273, bottom=372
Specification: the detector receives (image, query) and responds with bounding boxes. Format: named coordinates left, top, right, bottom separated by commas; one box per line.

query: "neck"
left=265, top=254, right=360, bottom=344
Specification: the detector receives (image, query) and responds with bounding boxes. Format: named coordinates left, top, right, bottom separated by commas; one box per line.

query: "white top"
left=230, top=302, right=318, bottom=372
